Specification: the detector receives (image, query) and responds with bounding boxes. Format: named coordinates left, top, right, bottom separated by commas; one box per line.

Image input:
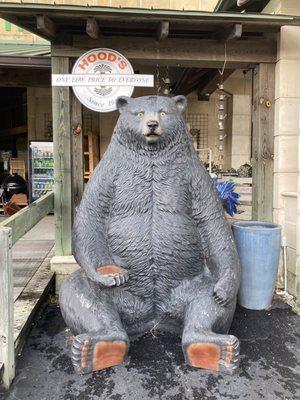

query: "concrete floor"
left=0, top=299, right=299, bottom=400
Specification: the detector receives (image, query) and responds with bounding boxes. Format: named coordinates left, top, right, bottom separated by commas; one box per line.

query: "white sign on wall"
left=51, top=48, right=154, bottom=113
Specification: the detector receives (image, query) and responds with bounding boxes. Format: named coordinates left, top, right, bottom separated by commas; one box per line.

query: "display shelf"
left=30, top=177, right=53, bottom=180
left=29, top=141, right=54, bottom=202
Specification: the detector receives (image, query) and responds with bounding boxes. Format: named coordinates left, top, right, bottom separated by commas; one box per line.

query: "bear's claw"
left=97, top=265, right=129, bottom=287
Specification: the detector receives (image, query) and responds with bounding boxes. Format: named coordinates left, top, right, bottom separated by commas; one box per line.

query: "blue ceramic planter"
left=232, top=221, right=281, bottom=310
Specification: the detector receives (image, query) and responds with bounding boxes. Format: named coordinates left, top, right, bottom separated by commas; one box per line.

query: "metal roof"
left=0, top=3, right=295, bottom=21
left=0, top=42, right=51, bottom=68
left=0, top=42, right=50, bottom=57
left=0, top=3, right=298, bottom=42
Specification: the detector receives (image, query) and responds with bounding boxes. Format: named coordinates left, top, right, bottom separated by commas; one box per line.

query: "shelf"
left=33, top=167, right=54, bottom=170
left=32, top=177, right=54, bottom=180
left=31, top=177, right=53, bottom=179
left=84, top=132, right=99, bottom=181
left=33, top=157, right=53, bottom=159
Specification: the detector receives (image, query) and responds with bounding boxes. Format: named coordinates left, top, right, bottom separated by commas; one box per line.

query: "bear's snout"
left=142, top=114, right=162, bottom=144
left=147, top=120, right=159, bottom=131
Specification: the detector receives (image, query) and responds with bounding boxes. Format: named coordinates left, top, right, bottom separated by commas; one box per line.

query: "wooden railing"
left=0, top=191, right=54, bottom=389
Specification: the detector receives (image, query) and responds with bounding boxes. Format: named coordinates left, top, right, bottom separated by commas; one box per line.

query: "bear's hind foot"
left=183, top=333, right=239, bottom=374
left=71, top=333, right=128, bottom=374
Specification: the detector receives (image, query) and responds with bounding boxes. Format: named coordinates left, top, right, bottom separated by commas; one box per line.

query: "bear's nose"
left=147, top=120, right=159, bottom=130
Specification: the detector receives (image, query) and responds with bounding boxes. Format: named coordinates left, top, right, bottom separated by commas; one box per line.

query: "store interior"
left=0, top=65, right=253, bottom=217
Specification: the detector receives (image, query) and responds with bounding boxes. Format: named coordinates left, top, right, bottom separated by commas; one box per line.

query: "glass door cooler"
left=29, top=141, right=54, bottom=202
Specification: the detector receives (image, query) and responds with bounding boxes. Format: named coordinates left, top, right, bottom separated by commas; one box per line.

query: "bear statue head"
left=115, top=95, right=188, bottom=151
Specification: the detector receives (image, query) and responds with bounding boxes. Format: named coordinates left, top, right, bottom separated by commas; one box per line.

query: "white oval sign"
left=72, top=48, right=134, bottom=113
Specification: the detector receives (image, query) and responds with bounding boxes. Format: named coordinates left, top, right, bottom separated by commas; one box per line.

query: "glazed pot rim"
left=232, top=221, right=281, bottom=230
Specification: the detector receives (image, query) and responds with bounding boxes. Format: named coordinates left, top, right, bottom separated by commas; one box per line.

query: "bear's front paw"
left=97, top=265, right=129, bottom=287
left=213, top=280, right=236, bottom=307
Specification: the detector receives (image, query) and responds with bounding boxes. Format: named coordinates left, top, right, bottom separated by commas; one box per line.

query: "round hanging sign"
left=72, top=48, right=134, bottom=113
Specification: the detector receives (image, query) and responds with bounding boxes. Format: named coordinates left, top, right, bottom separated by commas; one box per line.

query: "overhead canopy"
left=0, top=3, right=298, bottom=42
left=0, top=42, right=50, bottom=57
left=0, top=3, right=298, bottom=90
left=0, top=40, right=51, bottom=87
left=0, top=42, right=51, bottom=68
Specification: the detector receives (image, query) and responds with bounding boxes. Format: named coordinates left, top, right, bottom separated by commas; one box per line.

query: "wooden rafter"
left=216, top=23, right=243, bottom=41
left=172, top=68, right=209, bottom=95
left=0, top=68, right=50, bottom=88
left=197, top=69, right=235, bottom=101
left=0, top=125, right=27, bottom=137
left=157, top=21, right=169, bottom=41
left=53, top=36, right=276, bottom=68
left=36, top=15, right=56, bottom=39
left=86, top=17, right=99, bottom=39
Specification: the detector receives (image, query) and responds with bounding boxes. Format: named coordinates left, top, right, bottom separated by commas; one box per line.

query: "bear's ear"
left=116, top=96, right=130, bottom=113
left=173, top=95, right=187, bottom=113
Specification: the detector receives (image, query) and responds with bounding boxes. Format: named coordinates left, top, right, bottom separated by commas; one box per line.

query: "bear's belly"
left=108, top=161, right=204, bottom=301
left=153, top=210, right=203, bottom=276
left=107, top=209, right=203, bottom=299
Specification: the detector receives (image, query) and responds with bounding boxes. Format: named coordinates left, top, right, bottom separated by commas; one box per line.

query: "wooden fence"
left=0, top=191, right=54, bottom=389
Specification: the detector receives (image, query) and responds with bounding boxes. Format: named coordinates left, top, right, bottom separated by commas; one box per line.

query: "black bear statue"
left=59, top=95, right=241, bottom=375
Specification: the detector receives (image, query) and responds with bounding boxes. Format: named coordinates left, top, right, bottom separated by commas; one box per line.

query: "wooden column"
left=71, top=92, right=84, bottom=214
left=252, top=63, right=275, bottom=222
left=0, top=227, right=15, bottom=389
left=52, top=57, right=73, bottom=256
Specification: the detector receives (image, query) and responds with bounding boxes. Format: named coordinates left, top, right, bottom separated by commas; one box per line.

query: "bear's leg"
left=182, top=292, right=239, bottom=374
left=59, top=270, right=129, bottom=374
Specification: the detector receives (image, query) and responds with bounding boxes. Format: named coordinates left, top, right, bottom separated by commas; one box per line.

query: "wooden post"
left=252, top=63, right=275, bottom=222
left=71, top=92, right=84, bottom=214
left=0, top=227, right=15, bottom=389
left=52, top=56, right=73, bottom=256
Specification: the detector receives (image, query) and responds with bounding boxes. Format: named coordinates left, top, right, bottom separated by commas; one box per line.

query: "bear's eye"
left=137, top=112, right=144, bottom=117
left=160, top=111, right=166, bottom=117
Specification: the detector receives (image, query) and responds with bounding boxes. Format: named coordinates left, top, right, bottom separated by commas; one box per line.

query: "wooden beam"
left=0, top=125, right=27, bottom=137
left=197, top=69, right=235, bottom=101
left=157, top=21, right=169, bottom=41
left=0, top=56, right=50, bottom=69
left=71, top=93, right=84, bottom=213
left=52, top=57, right=73, bottom=256
left=36, top=14, right=56, bottom=39
left=52, top=36, right=276, bottom=68
left=226, top=23, right=243, bottom=41
left=86, top=17, right=99, bottom=39
left=0, top=192, right=54, bottom=246
left=173, top=68, right=209, bottom=95
left=172, top=69, right=190, bottom=94
left=252, top=63, right=275, bottom=222
left=216, top=23, right=242, bottom=42
left=0, top=68, right=50, bottom=88
left=0, top=227, right=15, bottom=389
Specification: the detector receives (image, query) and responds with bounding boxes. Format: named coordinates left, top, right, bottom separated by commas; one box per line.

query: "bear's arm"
left=191, top=163, right=241, bottom=305
left=72, top=157, right=117, bottom=285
